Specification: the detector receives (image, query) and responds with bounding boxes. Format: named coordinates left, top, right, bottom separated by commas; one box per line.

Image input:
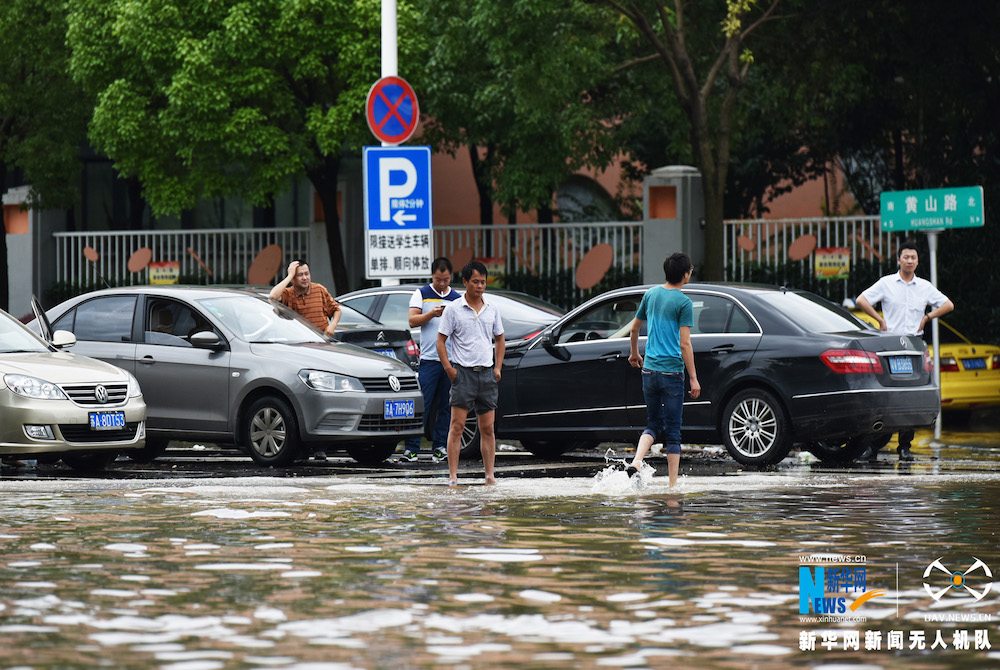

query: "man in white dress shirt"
left=856, top=240, right=954, bottom=461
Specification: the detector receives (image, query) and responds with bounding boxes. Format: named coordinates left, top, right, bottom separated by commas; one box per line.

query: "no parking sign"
left=366, top=76, right=420, bottom=146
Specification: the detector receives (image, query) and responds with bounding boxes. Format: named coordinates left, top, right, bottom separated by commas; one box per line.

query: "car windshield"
left=199, top=295, right=326, bottom=343
left=755, top=291, right=866, bottom=333
left=0, top=311, right=50, bottom=353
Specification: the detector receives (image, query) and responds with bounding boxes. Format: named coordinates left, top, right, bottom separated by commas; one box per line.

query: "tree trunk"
left=126, top=176, right=145, bottom=229
left=469, top=144, right=494, bottom=256
left=0, top=162, right=8, bottom=311
left=307, top=156, right=349, bottom=294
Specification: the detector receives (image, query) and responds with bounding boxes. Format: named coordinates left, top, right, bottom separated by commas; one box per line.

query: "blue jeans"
left=641, top=370, right=684, bottom=454
left=405, top=359, right=452, bottom=452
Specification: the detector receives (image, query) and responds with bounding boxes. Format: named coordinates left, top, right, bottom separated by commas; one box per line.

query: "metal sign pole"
left=380, top=0, right=400, bottom=287
left=927, top=230, right=942, bottom=442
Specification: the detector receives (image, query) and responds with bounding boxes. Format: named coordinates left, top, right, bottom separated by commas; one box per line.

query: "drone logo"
left=923, top=557, right=993, bottom=601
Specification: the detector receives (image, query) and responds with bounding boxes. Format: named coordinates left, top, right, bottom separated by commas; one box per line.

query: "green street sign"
left=880, top=186, right=985, bottom=232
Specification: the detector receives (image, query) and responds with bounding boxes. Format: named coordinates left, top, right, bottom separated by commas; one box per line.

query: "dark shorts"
left=450, top=365, right=499, bottom=413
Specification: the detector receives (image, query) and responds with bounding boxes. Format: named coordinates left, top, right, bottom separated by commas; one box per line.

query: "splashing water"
left=591, top=448, right=657, bottom=494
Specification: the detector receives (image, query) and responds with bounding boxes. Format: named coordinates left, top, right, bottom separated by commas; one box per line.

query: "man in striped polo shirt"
left=398, top=257, right=462, bottom=463
left=269, top=259, right=342, bottom=336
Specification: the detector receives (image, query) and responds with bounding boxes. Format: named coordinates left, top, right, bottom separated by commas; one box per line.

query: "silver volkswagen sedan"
left=1, top=305, right=146, bottom=471
left=39, top=287, right=422, bottom=466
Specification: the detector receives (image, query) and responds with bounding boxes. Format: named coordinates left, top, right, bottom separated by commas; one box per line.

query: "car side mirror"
left=51, top=330, right=76, bottom=348
left=190, top=331, right=224, bottom=349
left=540, top=328, right=571, bottom=361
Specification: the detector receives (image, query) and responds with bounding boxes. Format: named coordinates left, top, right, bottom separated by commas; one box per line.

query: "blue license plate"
left=384, top=399, right=415, bottom=419
left=962, top=358, right=987, bottom=370
left=888, top=356, right=914, bottom=375
left=374, top=348, right=398, bottom=360
left=89, top=411, right=126, bottom=431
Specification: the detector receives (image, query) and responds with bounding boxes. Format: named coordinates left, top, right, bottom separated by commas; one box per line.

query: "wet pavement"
left=2, top=412, right=999, bottom=669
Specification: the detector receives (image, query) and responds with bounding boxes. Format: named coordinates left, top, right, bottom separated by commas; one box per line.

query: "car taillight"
left=406, top=339, right=420, bottom=357
left=992, top=354, right=1000, bottom=370
left=923, top=351, right=932, bottom=373
left=820, top=349, right=884, bottom=374
left=939, top=355, right=959, bottom=373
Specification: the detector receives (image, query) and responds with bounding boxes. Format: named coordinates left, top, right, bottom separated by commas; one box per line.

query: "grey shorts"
left=450, top=365, right=499, bottom=413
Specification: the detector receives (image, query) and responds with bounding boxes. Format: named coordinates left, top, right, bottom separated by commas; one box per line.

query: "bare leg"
left=447, top=406, right=469, bottom=484
left=667, top=453, right=680, bottom=487
left=629, top=433, right=655, bottom=469
left=478, top=410, right=497, bottom=484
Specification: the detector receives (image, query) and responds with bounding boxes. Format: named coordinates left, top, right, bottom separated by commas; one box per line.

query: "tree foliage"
left=417, top=0, right=617, bottom=223
left=0, top=0, right=89, bottom=310
left=67, top=0, right=423, bottom=292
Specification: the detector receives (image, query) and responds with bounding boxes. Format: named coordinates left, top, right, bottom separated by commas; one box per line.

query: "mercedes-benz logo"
left=95, top=385, right=109, bottom=404
left=377, top=331, right=386, bottom=342
left=900, top=336, right=911, bottom=349
left=388, top=375, right=401, bottom=392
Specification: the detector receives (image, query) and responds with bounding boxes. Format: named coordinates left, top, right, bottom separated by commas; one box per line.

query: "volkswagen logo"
left=95, top=385, right=109, bottom=404
left=900, top=336, right=911, bottom=349
left=377, top=331, right=386, bottom=342
left=388, top=375, right=401, bottom=392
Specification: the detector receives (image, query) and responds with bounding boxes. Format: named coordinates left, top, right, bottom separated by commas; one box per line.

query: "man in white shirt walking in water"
left=857, top=239, right=954, bottom=461
left=436, top=261, right=505, bottom=485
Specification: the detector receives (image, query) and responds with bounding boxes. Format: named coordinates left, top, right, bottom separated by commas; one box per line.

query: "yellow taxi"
left=851, top=308, right=1000, bottom=412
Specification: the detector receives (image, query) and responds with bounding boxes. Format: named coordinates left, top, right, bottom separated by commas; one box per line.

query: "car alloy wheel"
left=244, top=396, right=300, bottom=467
left=721, top=388, right=791, bottom=466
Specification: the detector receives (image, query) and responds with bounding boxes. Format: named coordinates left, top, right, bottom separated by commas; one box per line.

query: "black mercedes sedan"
left=452, top=283, right=940, bottom=466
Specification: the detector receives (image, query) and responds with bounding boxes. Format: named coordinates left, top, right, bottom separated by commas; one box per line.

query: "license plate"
left=373, top=348, right=398, bottom=360
left=384, top=400, right=415, bottom=420
left=962, top=358, right=987, bottom=370
left=888, top=356, right=914, bottom=375
left=89, top=411, right=126, bottom=431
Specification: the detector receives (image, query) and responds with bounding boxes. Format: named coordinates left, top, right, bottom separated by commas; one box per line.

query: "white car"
left=0, top=300, right=146, bottom=471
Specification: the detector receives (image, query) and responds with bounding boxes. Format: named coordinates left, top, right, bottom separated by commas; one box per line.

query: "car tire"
left=62, top=451, right=118, bottom=472
left=806, top=433, right=892, bottom=465
left=520, top=439, right=597, bottom=458
left=347, top=443, right=397, bottom=465
left=126, top=436, right=170, bottom=463
left=243, top=396, right=300, bottom=467
left=721, top=388, right=792, bottom=466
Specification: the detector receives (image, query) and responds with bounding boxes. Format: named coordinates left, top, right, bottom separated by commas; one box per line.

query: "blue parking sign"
left=363, top=147, right=433, bottom=278
left=364, top=147, right=432, bottom=231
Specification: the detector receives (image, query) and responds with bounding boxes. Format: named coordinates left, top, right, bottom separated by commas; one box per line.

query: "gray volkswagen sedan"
left=38, top=287, right=423, bottom=466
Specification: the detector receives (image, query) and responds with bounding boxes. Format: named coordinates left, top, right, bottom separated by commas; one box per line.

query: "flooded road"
left=2, top=461, right=999, bottom=669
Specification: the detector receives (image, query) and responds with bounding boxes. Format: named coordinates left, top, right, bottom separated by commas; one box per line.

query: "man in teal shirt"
left=625, top=252, right=701, bottom=487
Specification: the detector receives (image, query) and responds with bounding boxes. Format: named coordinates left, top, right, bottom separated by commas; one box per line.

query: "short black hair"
left=293, top=258, right=308, bottom=267
left=663, top=252, right=693, bottom=284
left=431, top=257, right=453, bottom=273
left=461, top=260, right=488, bottom=281
left=897, top=240, right=919, bottom=258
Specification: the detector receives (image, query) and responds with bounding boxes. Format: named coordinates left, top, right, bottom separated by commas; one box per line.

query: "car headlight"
left=4, top=374, right=68, bottom=400
left=298, top=370, right=365, bottom=393
left=126, top=371, right=143, bottom=398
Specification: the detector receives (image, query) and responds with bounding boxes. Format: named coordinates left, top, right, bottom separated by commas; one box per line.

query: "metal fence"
left=434, top=221, right=643, bottom=307
left=52, top=228, right=310, bottom=288
left=724, top=215, right=903, bottom=280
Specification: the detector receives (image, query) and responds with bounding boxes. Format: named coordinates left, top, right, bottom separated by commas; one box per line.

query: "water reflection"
left=1, top=472, right=999, bottom=668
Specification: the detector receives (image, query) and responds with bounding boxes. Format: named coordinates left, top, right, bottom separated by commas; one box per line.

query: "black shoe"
left=897, top=446, right=914, bottom=462
left=625, top=465, right=639, bottom=477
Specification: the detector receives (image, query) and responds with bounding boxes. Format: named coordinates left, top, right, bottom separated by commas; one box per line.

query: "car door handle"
left=138, top=356, right=156, bottom=365
left=711, top=344, right=735, bottom=351
left=600, top=353, right=623, bottom=361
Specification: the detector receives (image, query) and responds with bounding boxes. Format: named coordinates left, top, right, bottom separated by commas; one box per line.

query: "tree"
left=67, top=0, right=422, bottom=292
left=0, top=0, right=89, bottom=311
left=594, top=0, right=781, bottom=279
left=418, top=0, right=617, bottom=226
